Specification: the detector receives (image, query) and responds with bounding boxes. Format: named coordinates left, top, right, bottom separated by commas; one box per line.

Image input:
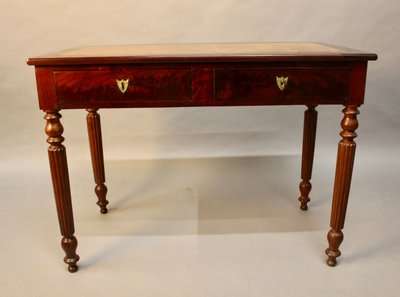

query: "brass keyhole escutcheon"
left=116, top=79, right=129, bottom=94
left=276, top=76, right=289, bottom=91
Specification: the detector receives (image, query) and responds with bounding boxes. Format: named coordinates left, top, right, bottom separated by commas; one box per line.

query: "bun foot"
left=326, top=258, right=337, bottom=267
left=67, top=264, right=79, bottom=273
left=325, top=229, right=343, bottom=267
left=95, top=185, right=109, bottom=214
left=98, top=203, right=108, bottom=214
left=299, top=202, right=309, bottom=211
left=325, top=247, right=341, bottom=267
left=62, top=236, right=80, bottom=273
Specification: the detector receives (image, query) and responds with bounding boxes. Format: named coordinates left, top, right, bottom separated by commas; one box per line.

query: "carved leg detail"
left=299, top=105, right=318, bottom=210
left=86, top=109, right=109, bottom=214
left=45, top=110, right=80, bottom=273
left=326, top=229, right=343, bottom=267
left=325, top=105, right=359, bottom=267
left=61, top=236, right=79, bottom=273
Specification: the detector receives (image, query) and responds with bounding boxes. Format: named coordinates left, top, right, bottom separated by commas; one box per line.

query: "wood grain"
left=45, top=110, right=79, bottom=272
left=27, top=42, right=377, bottom=65
left=28, top=43, right=377, bottom=271
left=55, top=68, right=192, bottom=104
left=298, top=105, right=318, bottom=210
left=325, top=105, right=359, bottom=267
left=86, top=109, right=109, bottom=214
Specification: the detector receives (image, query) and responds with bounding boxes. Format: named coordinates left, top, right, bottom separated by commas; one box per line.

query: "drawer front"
left=54, top=68, right=192, bottom=104
left=215, top=67, right=349, bottom=104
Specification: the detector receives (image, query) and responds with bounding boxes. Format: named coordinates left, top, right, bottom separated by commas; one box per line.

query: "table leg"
left=86, top=109, right=109, bottom=214
left=298, top=105, right=318, bottom=210
left=325, top=105, right=359, bottom=267
left=44, top=110, right=80, bottom=273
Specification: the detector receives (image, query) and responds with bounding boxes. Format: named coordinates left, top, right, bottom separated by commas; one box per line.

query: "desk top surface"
left=27, top=42, right=377, bottom=65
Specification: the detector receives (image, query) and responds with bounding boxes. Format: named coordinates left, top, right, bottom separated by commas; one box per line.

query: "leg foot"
left=325, top=229, right=343, bottom=267
left=96, top=184, right=108, bottom=214
left=67, top=266, right=79, bottom=273
left=299, top=180, right=311, bottom=210
left=62, top=236, right=80, bottom=273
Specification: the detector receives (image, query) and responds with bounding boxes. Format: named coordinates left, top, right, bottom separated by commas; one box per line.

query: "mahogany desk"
left=27, top=43, right=377, bottom=272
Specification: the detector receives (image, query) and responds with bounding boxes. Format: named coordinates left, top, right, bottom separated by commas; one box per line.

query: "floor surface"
left=1, top=152, right=399, bottom=296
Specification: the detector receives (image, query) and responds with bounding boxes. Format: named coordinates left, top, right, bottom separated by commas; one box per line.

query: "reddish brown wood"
left=55, top=68, right=192, bottom=104
left=45, top=110, right=79, bottom=272
left=26, top=42, right=378, bottom=66
left=86, top=109, right=109, bottom=214
left=325, top=105, right=359, bottom=266
left=28, top=43, right=376, bottom=111
left=215, top=67, right=349, bottom=104
left=347, top=62, right=368, bottom=106
left=31, top=62, right=371, bottom=110
left=191, top=67, right=213, bottom=104
left=298, top=105, right=318, bottom=210
left=28, top=43, right=377, bottom=271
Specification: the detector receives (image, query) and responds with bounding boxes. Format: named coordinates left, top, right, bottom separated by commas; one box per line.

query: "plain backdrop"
left=0, top=1, right=399, bottom=296
left=1, top=0, right=399, bottom=164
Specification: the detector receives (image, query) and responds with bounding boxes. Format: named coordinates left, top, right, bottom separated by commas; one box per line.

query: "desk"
left=27, top=43, right=377, bottom=272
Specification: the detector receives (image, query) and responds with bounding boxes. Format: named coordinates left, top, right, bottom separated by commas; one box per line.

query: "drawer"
left=53, top=68, right=192, bottom=103
left=215, top=67, right=349, bottom=104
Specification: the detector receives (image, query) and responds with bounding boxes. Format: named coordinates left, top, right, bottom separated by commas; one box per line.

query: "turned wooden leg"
left=86, top=109, right=109, bottom=214
left=298, top=105, right=318, bottom=210
left=325, top=105, right=359, bottom=267
left=45, top=110, right=80, bottom=273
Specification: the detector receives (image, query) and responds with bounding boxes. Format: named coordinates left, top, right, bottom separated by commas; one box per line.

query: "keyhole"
left=117, top=79, right=129, bottom=93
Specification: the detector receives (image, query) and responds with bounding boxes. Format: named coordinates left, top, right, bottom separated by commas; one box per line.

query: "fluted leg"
left=298, top=105, right=318, bottom=210
left=325, top=105, right=359, bottom=267
left=45, top=110, right=80, bottom=273
left=86, top=109, right=109, bottom=214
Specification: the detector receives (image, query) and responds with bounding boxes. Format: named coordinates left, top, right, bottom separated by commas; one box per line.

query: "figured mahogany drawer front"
left=54, top=68, right=192, bottom=103
left=215, top=67, right=349, bottom=103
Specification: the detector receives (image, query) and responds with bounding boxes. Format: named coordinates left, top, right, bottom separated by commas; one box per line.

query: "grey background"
left=0, top=1, right=399, bottom=296
left=1, top=0, right=398, bottom=164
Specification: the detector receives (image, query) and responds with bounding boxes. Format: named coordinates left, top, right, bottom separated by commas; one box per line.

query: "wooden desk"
left=27, top=42, right=377, bottom=272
